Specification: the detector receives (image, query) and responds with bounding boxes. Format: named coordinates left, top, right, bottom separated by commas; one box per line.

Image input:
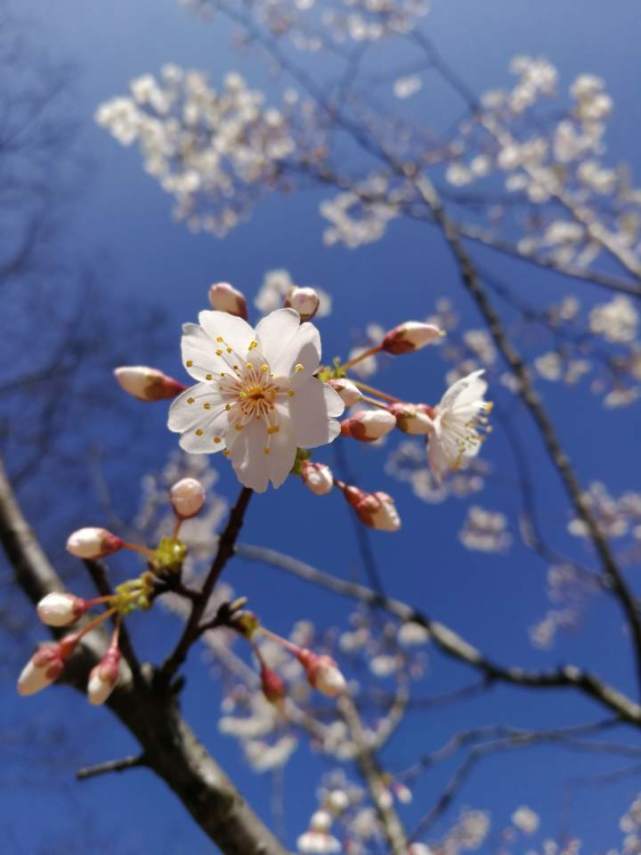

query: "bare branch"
left=76, top=753, right=147, bottom=781
left=235, top=541, right=641, bottom=725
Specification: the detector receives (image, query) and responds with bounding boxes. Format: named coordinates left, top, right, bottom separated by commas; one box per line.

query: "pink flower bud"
left=37, top=592, right=88, bottom=627
left=298, top=650, right=347, bottom=697
left=208, top=281, right=248, bottom=319
left=284, top=286, right=320, bottom=321
left=17, top=634, right=79, bottom=696
left=260, top=662, right=286, bottom=705
left=66, top=527, right=123, bottom=560
left=170, top=477, right=206, bottom=518
left=387, top=402, right=433, bottom=435
left=382, top=322, right=444, bottom=355
left=301, top=461, right=334, bottom=496
left=114, top=366, right=185, bottom=402
left=340, top=409, right=396, bottom=442
left=328, top=378, right=362, bottom=407
left=87, top=646, right=121, bottom=706
left=343, top=486, right=401, bottom=532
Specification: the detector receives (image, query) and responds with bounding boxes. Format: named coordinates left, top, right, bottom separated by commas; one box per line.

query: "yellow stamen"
left=187, top=397, right=195, bottom=404
left=294, top=363, right=304, bottom=373
left=195, top=429, right=204, bottom=437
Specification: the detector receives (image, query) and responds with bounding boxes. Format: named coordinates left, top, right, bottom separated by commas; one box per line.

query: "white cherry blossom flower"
left=426, top=370, right=492, bottom=481
left=168, top=308, right=344, bottom=492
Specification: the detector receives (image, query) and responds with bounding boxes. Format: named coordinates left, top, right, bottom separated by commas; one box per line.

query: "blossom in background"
left=168, top=308, right=344, bottom=492
left=425, top=370, right=492, bottom=481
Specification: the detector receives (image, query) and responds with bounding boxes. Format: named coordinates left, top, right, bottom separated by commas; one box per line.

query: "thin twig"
left=76, top=753, right=147, bottom=781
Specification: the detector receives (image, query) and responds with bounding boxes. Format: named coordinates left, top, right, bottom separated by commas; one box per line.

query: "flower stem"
left=342, top=344, right=382, bottom=370
left=351, top=379, right=400, bottom=403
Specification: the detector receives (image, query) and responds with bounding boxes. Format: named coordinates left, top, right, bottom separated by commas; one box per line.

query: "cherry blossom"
left=168, top=308, right=344, bottom=491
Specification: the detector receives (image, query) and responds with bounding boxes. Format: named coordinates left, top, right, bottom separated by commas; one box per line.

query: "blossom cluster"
left=181, top=0, right=429, bottom=47
left=96, top=67, right=306, bottom=236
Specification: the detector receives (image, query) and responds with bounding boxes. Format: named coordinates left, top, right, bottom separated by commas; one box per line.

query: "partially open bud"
left=17, top=634, right=79, bottom=696
left=301, top=461, right=334, bottom=496
left=284, top=286, right=320, bottom=322
left=260, top=662, right=286, bottom=705
left=170, top=477, right=206, bottom=518
left=87, top=646, right=121, bottom=706
left=342, top=486, right=401, bottom=532
left=37, top=592, right=88, bottom=627
left=298, top=650, right=347, bottom=697
left=66, top=527, right=123, bottom=560
left=387, top=402, right=433, bottom=435
left=382, top=322, right=444, bottom=355
left=340, top=409, right=396, bottom=442
left=328, top=378, right=363, bottom=407
left=114, top=366, right=185, bottom=402
left=208, top=281, right=248, bottom=319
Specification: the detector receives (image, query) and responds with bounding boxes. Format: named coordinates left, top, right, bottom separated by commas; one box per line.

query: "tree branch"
left=0, top=458, right=289, bottom=855
left=235, top=541, right=641, bottom=725
left=159, top=485, right=253, bottom=683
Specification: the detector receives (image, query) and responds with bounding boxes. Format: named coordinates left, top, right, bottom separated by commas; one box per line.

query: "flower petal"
left=440, top=369, right=486, bottom=411
left=181, top=323, right=227, bottom=382
left=168, top=383, right=225, bottom=432
left=198, top=310, right=255, bottom=358
left=256, top=310, right=321, bottom=379
left=289, top=378, right=342, bottom=448
left=227, top=420, right=270, bottom=493
left=255, top=308, right=301, bottom=369
left=265, top=420, right=297, bottom=488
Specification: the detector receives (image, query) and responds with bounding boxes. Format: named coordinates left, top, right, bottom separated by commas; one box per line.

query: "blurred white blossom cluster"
left=180, top=0, right=429, bottom=47
left=96, top=67, right=313, bottom=235
left=215, top=608, right=429, bottom=778
left=459, top=505, right=511, bottom=553
left=446, top=58, right=641, bottom=279
left=529, top=562, right=596, bottom=650
left=528, top=294, right=641, bottom=409
left=620, top=793, right=641, bottom=854
left=569, top=482, right=641, bottom=562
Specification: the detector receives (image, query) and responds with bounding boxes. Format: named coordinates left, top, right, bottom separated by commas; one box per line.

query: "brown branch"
left=0, top=458, right=289, bottom=855
left=159, top=485, right=253, bottom=683
left=76, top=753, right=147, bottom=781
left=411, top=171, right=641, bottom=696
left=235, top=542, right=641, bottom=725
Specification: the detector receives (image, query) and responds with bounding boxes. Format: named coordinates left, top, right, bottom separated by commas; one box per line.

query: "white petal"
left=168, top=383, right=225, bottom=432
left=256, top=311, right=321, bottom=379
left=440, top=369, right=486, bottom=411
left=427, top=437, right=450, bottom=482
left=323, top=383, right=345, bottom=418
left=289, top=378, right=342, bottom=448
left=198, top=310, right=255, bottom=357
left=255, top=308, right=301, bottom=370
left=266, top=420, right=297, bottom=488
left=227, top=420, right=270, bottom=492
left=182, top=323, right=227, bottom=381
left=176, top=403, right=230, bottom=454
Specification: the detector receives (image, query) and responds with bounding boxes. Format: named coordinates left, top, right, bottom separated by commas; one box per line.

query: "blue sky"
left=3, top=0, right=641, bottom=851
